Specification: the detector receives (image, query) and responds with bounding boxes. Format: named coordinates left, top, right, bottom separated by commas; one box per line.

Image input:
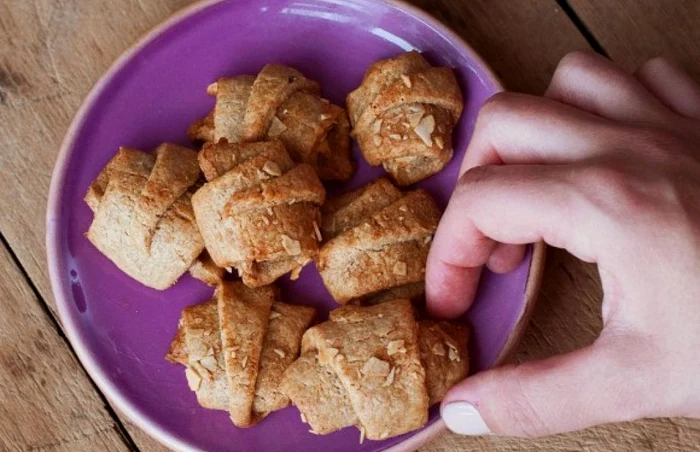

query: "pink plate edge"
left=45, top=0, right=543, bottom=450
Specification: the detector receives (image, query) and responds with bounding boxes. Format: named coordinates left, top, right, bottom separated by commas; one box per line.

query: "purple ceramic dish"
left=47, top=0, right=545, bottom=450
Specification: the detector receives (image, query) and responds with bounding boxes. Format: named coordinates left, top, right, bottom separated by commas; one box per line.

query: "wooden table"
left=1, top=0, right=699, bottom=450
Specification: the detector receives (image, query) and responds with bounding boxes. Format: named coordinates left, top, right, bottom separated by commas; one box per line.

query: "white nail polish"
left=442, top=402, right=492, bottom=435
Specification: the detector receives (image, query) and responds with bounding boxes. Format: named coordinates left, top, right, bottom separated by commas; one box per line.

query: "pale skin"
left=427, top=50, right=700, bottom=437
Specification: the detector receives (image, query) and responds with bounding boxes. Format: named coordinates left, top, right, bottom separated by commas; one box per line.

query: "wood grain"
left=0, top=0, right=698, bottom=450
left=0, top=243, right=129, bottom=451
left=569, top=0, right=700, bottom=80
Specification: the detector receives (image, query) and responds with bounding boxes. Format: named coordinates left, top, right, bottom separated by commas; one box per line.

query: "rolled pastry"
left=317, top=178, right=440, bottom=304
left=347, top=51, right=463, bottom=186
left=85, top=144, right=204, bottom=290
left=193, top=64, right=354, bottom=181
left=192, top=140, right=325, bottom=287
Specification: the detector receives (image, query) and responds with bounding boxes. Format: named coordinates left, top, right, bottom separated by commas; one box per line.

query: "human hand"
left=426, top=50, right=700, bottom=437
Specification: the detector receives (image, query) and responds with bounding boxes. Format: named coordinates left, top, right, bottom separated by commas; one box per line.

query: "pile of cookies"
left=84, top=51, right=466, bottom=441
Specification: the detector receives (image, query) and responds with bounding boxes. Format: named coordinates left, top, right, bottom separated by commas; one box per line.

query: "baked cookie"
left=317, top=179, right=440, bottom=304
left=347, top=51, right=463, bottom=186
left=166, top=282, right=314, bottom=427
left=192, top=140, right=325, bottom=287
left=85, top=144, right=204, bottom=290
left=281, top=300, right=470, bottom=441
left=192, top=64, right=354, bottom=181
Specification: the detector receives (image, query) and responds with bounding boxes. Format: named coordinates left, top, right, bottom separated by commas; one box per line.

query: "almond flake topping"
left=262, top=160, right=282, bottom=177
left=407, top=111, right=423, bottom=128
left=449, top=347, right=460, bottom=362
left=393, top=261, right=407, bottom=276
left=241, top=356, right=248, bottom=369
left=200, top=356, right=218, bottom=373
left=432, top=342, right=446, bottom=356
left=401, top=74, right=412, bottom=88
left=313, top=221, right=323, bottom=242
left=320, top=113, right=332, bottom=121
left=372, top=135, right=382, bottom=147
left=269, top=311, right=282, bottom=320
left=268, top=116, right=287, bottom=137
left=359, top=426, right=366, bottom=444
left=300, top=413, right=307, bottom=423
left=389, top=134, right=402, bottom=140
left=273, top=348, right=286, bottom=358
left=290, top=265, right=303, bottom=281
left=414, top=114, right=435, bottom=147
left=387, top=340, right=406, bottom=356
left=361, top=357, right=391, bottom=377
left=281, top=234, right=301, bottom=255
left=371, top=119, right=383, bottom=134
left=435, top=136, right=445, bottom=150
left=399, top=205, right=408, bottom=212
left=185, top=368, right=202, bottom=391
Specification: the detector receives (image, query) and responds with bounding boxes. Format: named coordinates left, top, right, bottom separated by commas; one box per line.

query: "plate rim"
left=45, top=0, right=542, bottom=450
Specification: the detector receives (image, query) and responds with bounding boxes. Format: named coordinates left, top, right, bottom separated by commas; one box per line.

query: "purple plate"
left=47, top=0, right=545, bottom=450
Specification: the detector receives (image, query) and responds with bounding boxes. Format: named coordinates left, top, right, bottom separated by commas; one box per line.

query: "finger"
left=635, top=57, right=700, bottom=119
left=545, top=50, right=674, bottom=126
left=426, top=164, right=598, bottom=318
left=460, top=92, right=623, bottom=176
left=440, top=340, right=656, bottom=437
left=487, top=243, right=526, bottom=274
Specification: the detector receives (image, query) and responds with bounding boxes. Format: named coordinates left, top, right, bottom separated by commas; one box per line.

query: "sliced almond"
left=320, top=113, right=332, bottom=121
left=432, top=342, right=446, bottom=356
left=280, top=234, right=301, bottom=256
left=185, top=367, right=202, bottom=391
left=261, top=215, right=270, bottom=226
left=383, top=366, right=397, bottom=386
left=200, top=356, right=218, bottom=373
left=371, top=119, right=383, bottom=134
left=268, top=116, right=288, bottom=137
left=313, top=221, right=323, bottom=242
left=226, top=347, right=238, bottom=358
left=424, top=235, right=433, bottom=245
left=206, top=82, right=218, bottom=96
left=399, top=205, right=408, bottom=212
left=393, top=261, right=407, bottom=276
left=361, top=356, right=391, bottom=377
left=406, top=111, right=423, bottom=128
left=435, top=136, right=444, bottom=150
left=273, top=348, right=286, bottom=358
left=414, top=114, right=435, bottom=147
left=262, top=160, right=282, bottom=177
left=359, top=426, right=366, bottom=444
left=401, top=74, right=412, bottom=88
left=372, top=135, right=382, bottom=146
left=301, top=412, right=307, bottom=424
left=409, top=104, right=424, bottom=114
left=387, top=340, right=406, bottom=356
left=448, top=347, right=460, bottom=362
left=241, top=356, right=248, bottom=369
left=269, top=311, right=282, bottom=320
left=389, top=134, right=401, bottom=140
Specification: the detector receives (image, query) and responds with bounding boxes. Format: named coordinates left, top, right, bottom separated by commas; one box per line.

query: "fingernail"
left=442, top=402, right=491, bottom=435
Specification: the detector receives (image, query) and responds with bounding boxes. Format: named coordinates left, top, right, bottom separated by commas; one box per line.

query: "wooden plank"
left=0, top=0, right=697, bottom=451
left=568, top=0, right=700, bottom=79
left=0, top=241, right=129, bottom=451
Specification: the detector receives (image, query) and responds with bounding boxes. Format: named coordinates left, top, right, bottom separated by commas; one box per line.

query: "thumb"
left=440, top=341, right=653, bottom=437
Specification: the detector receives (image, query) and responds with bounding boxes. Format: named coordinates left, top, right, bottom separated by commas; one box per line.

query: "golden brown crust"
left=165, top=321, right=188, bottom=366
left=318, top=188, right=440, bottom=303
left=203, top=64, right=354, bottom=181
left=188, top=251, right=225, bottom=287
left=301, top=300, right=428, bottom=440
left=85, top=146, right=204, bottom=290
left=418, top=320, right=469, bottom=405
left=181, top=300, right=229, bottom=410
left=192, top=141, right=324, bottom=287
left=280, top=352, right=359, bottom=434
left=253, top=302, right=315, bottom=421
left=216, top=282, right=275, bottom=427
left=347, top=51, right=463, bottom=185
